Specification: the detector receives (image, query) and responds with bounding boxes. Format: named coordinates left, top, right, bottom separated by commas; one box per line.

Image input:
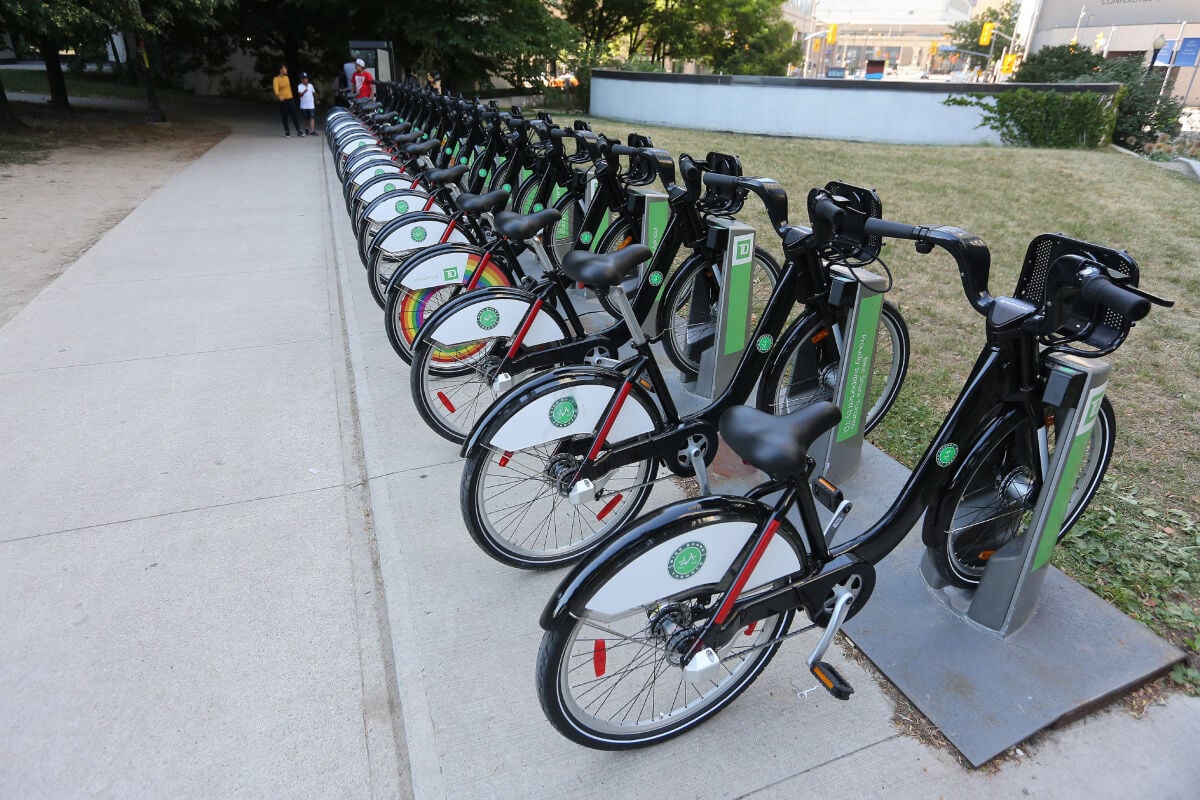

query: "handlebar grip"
left=610, top=144, right=636, bottom=156
left=701, top=172, right=739, bottom=190
left=811, top=196, right=843, bottom=226
left=863, top=218, right=919, bottom=239
left=1080, top=272, right=1151, bottom=321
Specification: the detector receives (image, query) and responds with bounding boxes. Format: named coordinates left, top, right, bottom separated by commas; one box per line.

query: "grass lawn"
left=570, top=114, right=1200, bottom=688
left=0, top=69, right=195, bottom=102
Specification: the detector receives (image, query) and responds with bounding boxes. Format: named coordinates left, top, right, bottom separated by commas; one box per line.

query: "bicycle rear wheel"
left=537, top=586, right=792, bottom=749
left=460, top=436, right=658, bottom=570
left=923, top=398, right=1115, bottom=588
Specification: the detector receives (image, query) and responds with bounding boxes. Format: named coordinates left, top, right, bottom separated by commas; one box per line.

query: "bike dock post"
left=841, top=352, right=1181, bottom=766
left=689, top=217, right=755, bottom=398
left=923, top=353, right=1112, bottom=635
left=809, top=265, right=888, bottom=484
left=627, top=186, right=669, bottom=334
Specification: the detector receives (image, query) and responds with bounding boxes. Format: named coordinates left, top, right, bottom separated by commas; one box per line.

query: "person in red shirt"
left=352, top=59, right=375, bottom=99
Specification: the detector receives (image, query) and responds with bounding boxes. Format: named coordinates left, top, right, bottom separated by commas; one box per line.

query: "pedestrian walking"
left=297, top=72, right=318, bottom=137
left=273, top=65, right=303, bottom=137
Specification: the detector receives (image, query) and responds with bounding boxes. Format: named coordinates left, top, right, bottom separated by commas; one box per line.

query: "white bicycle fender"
left=349, top=162, right=403, bottom=188
left=399, top=250, right=483, bottom=291
left=428, top=296, right=564, bottom=347
left=339, top=137, right=380, bottom=158
left=585, top=522, right=804, bottom=618
left=489, top=383, right=655, bottom=453
left=376, top=220, right=468, bottom=253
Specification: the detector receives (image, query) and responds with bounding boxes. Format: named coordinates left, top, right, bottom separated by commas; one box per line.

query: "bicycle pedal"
left=809, top=661, right=854, bottom=700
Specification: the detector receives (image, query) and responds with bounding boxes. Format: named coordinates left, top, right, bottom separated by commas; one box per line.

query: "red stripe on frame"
left=505, top=298, right=544, bottom=360
left=713, top=520, right=781, bottom=625
left=585, top=381, right=634, bottom=463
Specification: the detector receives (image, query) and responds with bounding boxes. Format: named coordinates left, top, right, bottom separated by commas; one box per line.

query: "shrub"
left=1012, top=43, right=1104, bottom=83
left=1079, top=57, right=1183, bottom=151
left=946, top=87, right=1121, bottom=148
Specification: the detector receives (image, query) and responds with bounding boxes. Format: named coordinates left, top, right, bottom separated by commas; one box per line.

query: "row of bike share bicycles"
left=324, top=85, right=1171, bottom=749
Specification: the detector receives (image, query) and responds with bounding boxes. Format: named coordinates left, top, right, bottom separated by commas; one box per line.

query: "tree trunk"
left=0, top=74, right=30, bottom=134
left=128, top=34, right=166, bottom=122
left=38, top=37, right=71, bottom=111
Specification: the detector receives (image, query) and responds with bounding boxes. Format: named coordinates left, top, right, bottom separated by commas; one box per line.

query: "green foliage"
left=1012, top=43, right=1104, bottom=83
left=697, top=0, right=802, bottom=76
left=946, top=87, right=1120, bottom=148
left=947, top=0, right=1019, bottom=68
left=1080, top=57, right=1183, bottom=150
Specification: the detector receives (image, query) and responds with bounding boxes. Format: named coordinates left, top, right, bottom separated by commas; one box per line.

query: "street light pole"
left=1148, top=33, right=1166, bottom=75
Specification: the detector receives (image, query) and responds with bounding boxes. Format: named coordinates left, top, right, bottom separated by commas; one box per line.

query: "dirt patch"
left=0, top=103, right=229, bottom=327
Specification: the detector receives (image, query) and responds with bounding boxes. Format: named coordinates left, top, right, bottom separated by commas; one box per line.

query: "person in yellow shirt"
left=273, top=65, right=304, bottom=137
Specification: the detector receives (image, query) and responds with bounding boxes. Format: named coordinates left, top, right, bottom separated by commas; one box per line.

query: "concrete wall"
left=590, top=70, right=1121, bottom=146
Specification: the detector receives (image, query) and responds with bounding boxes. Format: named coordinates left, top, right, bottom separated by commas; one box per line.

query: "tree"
left=0, top=75, right=30, bottom=134
left=0, top=1, right=114, bottom=110
left=696, top=0, right=802, bottom=76
left=1079, top=57, right=1183, bottom=150
left=947, top=0, right=1019, bottom=70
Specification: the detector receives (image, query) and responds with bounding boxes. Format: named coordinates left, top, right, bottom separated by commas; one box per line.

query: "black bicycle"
left=533, top=190, right=1170, bottom=748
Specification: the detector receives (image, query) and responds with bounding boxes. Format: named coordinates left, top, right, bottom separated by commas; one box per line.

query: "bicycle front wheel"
left=659, top=249, right=781, bottom=381
left=757, top=301, right=909, bottom=434
left=460, top=437, right=658, bottom=570
left=922, top=398, right=1115, bottom=588
left=537, top=591, right=793, bottom=749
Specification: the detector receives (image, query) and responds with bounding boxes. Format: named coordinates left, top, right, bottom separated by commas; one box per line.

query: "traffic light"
left=1001, top=53, right=1017, bottom=74
left=979, top=22, right=995, bottom=46
left=929, top=41, right=939, bottom=56
left=827, top=24, right=838, bottom=45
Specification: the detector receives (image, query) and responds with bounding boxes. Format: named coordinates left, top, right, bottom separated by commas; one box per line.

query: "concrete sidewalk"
left=2, top=103, right=1198, bottom=798
left=1, top=108, right=405, bottom=797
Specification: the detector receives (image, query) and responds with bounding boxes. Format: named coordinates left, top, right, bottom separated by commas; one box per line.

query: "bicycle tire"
left=756, top=301, right=909, bottom=434
left=535, top=512, right=798, bottom=748
left=659, top=248, right=782, bottom=381
left=922, top=397, right=1115, bottom=588
left=459, top=380, right=661, bottom=569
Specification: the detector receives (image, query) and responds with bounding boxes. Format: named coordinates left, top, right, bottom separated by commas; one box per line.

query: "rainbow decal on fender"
left=398, top=254, right=512, bottom=361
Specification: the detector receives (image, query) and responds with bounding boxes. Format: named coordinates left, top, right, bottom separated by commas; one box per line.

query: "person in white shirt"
left=296, top=72, right=318, bottom=137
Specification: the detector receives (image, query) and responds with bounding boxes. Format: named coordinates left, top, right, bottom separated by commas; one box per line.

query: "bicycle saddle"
left=456, top=190, right=510, bottom=215
left=390, top=131, right=421, bottom=145
left=402, top=140, right=440, bottom=156
left=423, top=165, right=470, bottom=185
left=493, top=209, right=562, bottom=240
left=560, top=245, right=652, bottom=290
left=719, top=403, right=841, bottom=477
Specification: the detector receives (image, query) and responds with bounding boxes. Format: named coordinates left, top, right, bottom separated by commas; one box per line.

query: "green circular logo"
left=581, top=232, right=593, bottom=245
left=395, top=199, right=409, bottom=214
left=548, top=397, right=579, bottom=428
left=356, top=141, right=367, bottom=149
left=411, top=226, right=427, bottom=243
left=476, top=307, right=500, bottom=330
left=384, top=183, right=396, bottom=193
left=648, top=271, right=664, bottom=287
left=446, top=148, right=454, bottom=155
left=460, top=157, right=468, bottom=164
left=756, top=334, right=774, bottom=353
left=503, top=184, right=512, bottom=192
left=533, top=203, right=544, bottom=212
left=936, top=443, right=959, bottom=468
left=668, top=542, right=707, bottom=580
left=479, top=168, right=489, bottom=178
left=374, top=168, right=384, bottom=176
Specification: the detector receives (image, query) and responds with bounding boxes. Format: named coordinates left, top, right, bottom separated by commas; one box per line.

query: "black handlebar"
left=1080, top=269, right=1151, bottom=321
left=703, top=173, right=789, bottom=233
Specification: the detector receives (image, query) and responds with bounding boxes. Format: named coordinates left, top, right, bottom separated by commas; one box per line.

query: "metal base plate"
left=713, top=443, right=1183, bottom=767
